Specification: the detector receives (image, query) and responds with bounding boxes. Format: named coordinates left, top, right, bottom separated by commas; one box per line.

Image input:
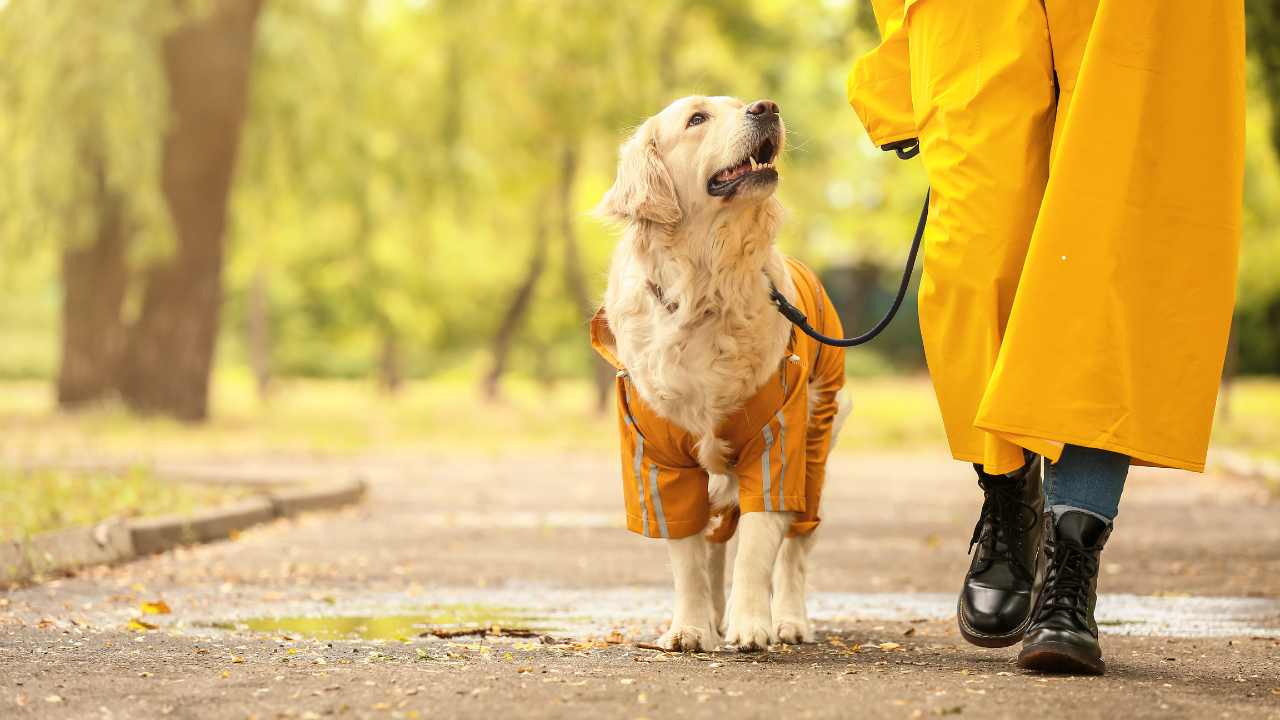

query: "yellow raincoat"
left=848, top=0, right=1244, bottom=474
left=590, top=258, right=845, bottom=541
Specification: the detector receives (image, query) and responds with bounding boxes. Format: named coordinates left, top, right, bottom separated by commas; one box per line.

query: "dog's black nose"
left=746, top=99, right=780, bottom=117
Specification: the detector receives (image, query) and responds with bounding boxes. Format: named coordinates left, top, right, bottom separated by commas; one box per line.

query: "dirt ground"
left=2, top=451, right=1278, bottom=719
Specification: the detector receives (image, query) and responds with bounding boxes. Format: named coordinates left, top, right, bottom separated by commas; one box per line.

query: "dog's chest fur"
left=603, top=209, right=795, bottom=471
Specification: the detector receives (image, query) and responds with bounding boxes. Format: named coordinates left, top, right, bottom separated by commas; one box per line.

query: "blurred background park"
left=1, top=0, right=1278, bottom=539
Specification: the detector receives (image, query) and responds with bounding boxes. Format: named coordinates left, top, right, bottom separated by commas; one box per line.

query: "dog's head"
left=597, top=96, right=785, bottom=228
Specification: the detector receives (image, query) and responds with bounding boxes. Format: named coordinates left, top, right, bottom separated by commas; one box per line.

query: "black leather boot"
left=957, top=457, right=1044, bottom=648
left=1018, top=510, right=1112, bottom=675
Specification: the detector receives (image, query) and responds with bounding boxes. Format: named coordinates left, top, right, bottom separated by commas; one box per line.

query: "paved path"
left=2, top=452, right=1278, bottom=719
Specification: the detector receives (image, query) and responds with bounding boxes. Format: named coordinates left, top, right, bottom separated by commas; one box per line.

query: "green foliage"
left=221, top=0, right=928, bottom=381
left=1242, top=2, right=1280, bottom=373
left=0, top=0, right=1277, bottom=384
left=0, top=0, right=176, bottom=267
left=0, top=466, right=248, bottom=541
left=1247, top=0, right=1280, bottom=160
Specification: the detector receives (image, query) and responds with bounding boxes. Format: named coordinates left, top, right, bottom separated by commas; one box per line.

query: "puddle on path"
left=199, top=588, right=1280, bottom=642
left=208, top=604, right=552, bottom=641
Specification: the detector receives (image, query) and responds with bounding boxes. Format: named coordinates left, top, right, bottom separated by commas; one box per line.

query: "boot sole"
left=956, top=599, right=1031, bottom=649
left=1017, top=641, right=1105, bottom=675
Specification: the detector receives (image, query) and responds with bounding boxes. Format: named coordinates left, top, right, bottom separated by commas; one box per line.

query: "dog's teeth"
left=750, top=156, right=758, bottom=170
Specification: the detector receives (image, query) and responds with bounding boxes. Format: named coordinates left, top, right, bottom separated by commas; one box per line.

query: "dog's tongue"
left=714, top=159, right=752, bottom=184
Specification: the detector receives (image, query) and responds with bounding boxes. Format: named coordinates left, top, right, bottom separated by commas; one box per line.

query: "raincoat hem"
left=974, top=419, right=1206, bottom=474
left=940, top=447, right=1024, bottom=473
left=626, top=513, right=708, bottom=540
left=739, top=495, right=808, bottom=515
left=868, top=130, right=918, bottom=150
left=788, top=520, right=820, bottom=538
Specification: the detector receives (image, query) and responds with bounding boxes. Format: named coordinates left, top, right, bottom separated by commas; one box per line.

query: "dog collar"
left=647, top=281, right=679, bottom=313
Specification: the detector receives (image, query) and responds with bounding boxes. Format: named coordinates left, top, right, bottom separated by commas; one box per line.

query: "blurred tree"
left=4, top=0, right=1275, bottom=405
left=0, top=0, right=263, bottom=419
left=230, top=0, right=471, bottom=393
left=0, top=0, right=174, bottom=406
left=1248, top=0, right=1280, bottom=159
left=119, top=0, right=264, bottom=419
left=1242, top=0, right=1280, bottom=376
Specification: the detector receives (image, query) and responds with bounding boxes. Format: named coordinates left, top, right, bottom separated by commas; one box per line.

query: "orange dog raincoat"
left=590, top=258, right=845, bottom=543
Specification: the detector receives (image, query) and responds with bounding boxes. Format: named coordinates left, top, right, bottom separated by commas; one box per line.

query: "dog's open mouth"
left=707, top=136, right=779, bottom=197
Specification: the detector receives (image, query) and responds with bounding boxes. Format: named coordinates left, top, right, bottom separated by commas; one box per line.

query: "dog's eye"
left=686, top=112, right=708, bottom=128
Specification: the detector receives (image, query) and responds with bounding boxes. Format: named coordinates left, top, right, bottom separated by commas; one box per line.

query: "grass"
left=0, top=466, right=250, bottom=541
left=0, top=370, right=949, bottom=461
left=0, top=371, right=1274, bottom=474
left=1213, top=377, right=1280, bottom=462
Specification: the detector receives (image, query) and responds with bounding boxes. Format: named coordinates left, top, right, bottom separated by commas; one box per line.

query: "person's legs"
left=905, top=0, right=1056, bottom=646
left=1019, top=444, right=1128, bottom=675
left=957, top=456, right=1044, bottom=647
left=1043, top=444, right=1128, bottom=521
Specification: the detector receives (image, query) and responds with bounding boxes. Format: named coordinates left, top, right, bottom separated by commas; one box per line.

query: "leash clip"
left=881, top=138, right=921, bottom=160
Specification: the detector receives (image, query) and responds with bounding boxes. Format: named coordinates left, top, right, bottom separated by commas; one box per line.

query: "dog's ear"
left=595, top=121, right=682, bottom=225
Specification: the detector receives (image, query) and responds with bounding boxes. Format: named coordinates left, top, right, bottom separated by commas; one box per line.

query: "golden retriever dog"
left=593, top=96, right=851, bottom=651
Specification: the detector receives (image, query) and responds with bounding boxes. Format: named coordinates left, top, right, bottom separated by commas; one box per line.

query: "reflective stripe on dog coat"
left=590, top=258, right=845, bottom=542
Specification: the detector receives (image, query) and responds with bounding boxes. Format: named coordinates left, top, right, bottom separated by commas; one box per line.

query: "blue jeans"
left=1043, top=445, right=1129, bottom=521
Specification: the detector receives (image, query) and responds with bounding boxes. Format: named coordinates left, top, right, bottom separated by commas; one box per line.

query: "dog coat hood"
left=590, top=258, right=845, bottom=542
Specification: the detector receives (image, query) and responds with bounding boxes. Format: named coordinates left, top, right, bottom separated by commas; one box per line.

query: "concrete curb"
left=2, top=478, right=366, bottom=587
left=129, top=497, right=276, bottom=556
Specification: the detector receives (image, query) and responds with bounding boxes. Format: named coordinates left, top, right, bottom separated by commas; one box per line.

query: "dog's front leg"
left=658, top=533, right=721, bottom=652
left=724, top=511, right=792, bottom=651
left=772, top=532, right=816, bottom=643
left=708, top=539, right=727, bottom=631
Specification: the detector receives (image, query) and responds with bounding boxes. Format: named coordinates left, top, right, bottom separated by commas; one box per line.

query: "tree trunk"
left=247, top=265, right=272, bottom=400
left=118, top=0, right=263, bottom=421
left=57, top=157, right=129, bottom=408
left=483, top=198, right=550, bottom=401
left=379, top=329, right=403, bottom=394
left=557, top=144, right=613, bottom=413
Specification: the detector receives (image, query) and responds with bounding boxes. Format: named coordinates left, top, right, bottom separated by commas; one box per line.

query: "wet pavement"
left=20, top=587, right=1277, bottom=644
left=2, top=451, right=1278, bottom=718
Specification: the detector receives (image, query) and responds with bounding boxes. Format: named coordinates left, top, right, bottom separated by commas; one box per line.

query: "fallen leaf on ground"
left=141, top=600, right=171, bottom=615
left=878, top=642, right=903, bottom=651
left=44, top=695, right=63, bottom=704
left=128, top=618, right=158, bottom=632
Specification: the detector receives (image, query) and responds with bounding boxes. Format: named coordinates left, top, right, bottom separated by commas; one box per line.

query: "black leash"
left=769, top=139, right=929, bottom=348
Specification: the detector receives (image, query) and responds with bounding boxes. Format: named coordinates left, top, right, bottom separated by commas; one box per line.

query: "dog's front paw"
left=723, top=613, right=776, bottom=652
left=657, top=624, right=720, bottom=652
left=774, top=618, right=814, bottom=645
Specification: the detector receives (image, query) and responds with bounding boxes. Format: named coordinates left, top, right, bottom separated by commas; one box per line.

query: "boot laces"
left=1036, top=538, right=1099, bottom=628
left=967, top=478, right=1038, bottom=582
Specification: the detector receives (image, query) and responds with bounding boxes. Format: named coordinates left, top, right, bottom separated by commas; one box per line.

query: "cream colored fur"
left=597, top=96, right=849, bottom=652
